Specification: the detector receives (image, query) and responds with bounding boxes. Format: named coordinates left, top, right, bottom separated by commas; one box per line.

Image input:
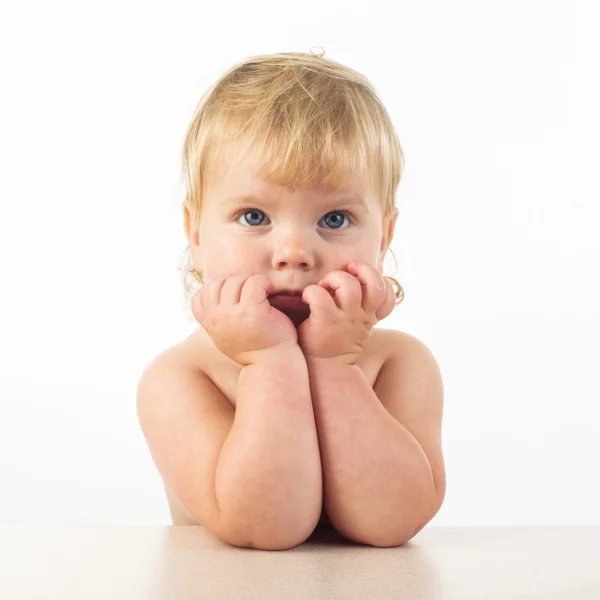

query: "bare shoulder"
left=371, top=327, right=429, bottom=362
left=375, top=326, right=439, bottom=361
left=138, top=331, right=210, bottom=381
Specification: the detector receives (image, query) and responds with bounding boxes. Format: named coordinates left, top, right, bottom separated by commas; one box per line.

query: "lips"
left=269, top=290, right=303, bottom=296
left=268, top=294, right=310, bottom=329
left=269, top=294, right=306, bottom=307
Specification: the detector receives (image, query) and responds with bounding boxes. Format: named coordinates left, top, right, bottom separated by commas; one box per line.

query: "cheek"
left=339, top=250, right=374, bottom=269
left=202, top=240, right=251, bottom=282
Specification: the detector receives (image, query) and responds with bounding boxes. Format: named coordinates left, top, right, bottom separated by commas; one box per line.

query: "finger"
left=375, top=277, right=397, bottom=321
left=301, top=283, right=338, bottom=321
left=346, top=262, right=387, bottom=313
left=241, top=273, right=274, bottom=305
left=204, top=277, right=226, bottom=309
left=192, top=278, right=223, bottom=325
left=220, top=275, right=249, bottom=304
left=319, top=270, right=362, bottom=314
left=191, top=287, right=206, bottom=319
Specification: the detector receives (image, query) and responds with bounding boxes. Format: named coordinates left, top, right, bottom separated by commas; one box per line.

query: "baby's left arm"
left=305, top=333, right=445, bottom=547
left=299, top=261, right=445, bottom=547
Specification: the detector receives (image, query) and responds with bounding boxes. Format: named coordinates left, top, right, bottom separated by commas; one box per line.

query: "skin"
left=183, top=148, right=399, bottom=326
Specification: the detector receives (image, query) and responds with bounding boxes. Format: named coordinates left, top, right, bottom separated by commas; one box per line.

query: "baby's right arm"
left=137, top=343, right=323, bottom=551
left=216, top=345, right=323, bottom=549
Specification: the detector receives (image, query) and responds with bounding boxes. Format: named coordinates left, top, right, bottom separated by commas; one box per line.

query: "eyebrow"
left=224, top=194, right=369, bottom=212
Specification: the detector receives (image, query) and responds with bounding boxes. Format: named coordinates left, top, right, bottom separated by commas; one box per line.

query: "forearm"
left=306, top=357, right=436, bottom=547
left=215, top=346, right=323, bottom=549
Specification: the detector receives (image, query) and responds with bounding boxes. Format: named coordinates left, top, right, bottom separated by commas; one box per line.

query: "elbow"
left=368, top=494, right=444, bottom=548
left=338, top=502, right=439, bottom=549
left=216, top=514, right=318, bottom=551
left=342, top=526, right=416, bottom=548
left=220, top=528, right=312, bottom=551
left=356, top=518, right=430, bottom=548
left=228, top=536, right=305, bottom=551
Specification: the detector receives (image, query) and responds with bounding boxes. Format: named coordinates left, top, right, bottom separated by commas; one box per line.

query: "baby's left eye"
left=320, top=211, right=354, bottom=230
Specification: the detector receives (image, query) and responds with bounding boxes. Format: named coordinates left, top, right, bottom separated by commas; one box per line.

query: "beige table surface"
left=1, top=525, right=598, bottom=599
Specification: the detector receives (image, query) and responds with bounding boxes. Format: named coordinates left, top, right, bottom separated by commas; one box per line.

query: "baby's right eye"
left=236, top=209, right=268, bottom=227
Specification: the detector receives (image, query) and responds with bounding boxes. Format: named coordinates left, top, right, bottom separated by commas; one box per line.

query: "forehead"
left=203, top=144, right=373, bottom=202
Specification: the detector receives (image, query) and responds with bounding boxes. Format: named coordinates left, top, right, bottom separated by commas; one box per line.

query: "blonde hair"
left=178, top=49, right=405, bottom=319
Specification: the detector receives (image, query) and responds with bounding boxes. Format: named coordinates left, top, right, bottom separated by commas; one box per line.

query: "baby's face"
left=187, top=151, right=395, bottom=320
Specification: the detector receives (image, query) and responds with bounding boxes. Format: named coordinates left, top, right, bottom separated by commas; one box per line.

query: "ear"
left=183, top=201, right=199, bottom=247
left=378, top=207, right=399, bottom=272
left=183, top=201, right=203, bottom=276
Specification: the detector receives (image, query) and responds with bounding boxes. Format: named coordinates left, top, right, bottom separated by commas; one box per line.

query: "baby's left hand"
left=297, top=261, right=396, bottom=365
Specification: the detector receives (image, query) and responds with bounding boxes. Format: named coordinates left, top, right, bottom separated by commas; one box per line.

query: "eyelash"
left=232, top=208, right=357, bottom=229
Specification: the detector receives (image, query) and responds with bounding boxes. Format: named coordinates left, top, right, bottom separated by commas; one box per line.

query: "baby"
left=137, top=50, right=446, bottom=550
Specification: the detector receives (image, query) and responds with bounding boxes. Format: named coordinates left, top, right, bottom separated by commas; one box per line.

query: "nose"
left=272, top=232, right=315, bottom=271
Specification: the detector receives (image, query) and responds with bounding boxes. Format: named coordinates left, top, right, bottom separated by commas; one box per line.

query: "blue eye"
left=235, top=209, right=355, bottom=229
left=237, top=209, right=266, bottom=226
left=321, top=211, right=351, bottom=229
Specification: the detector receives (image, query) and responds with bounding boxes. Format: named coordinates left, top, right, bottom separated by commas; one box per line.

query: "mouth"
left=268, top=290, right=304, bottom=297
left=268, top=292, right=310, bottom=326
left=268, top=293, right=307, bottom=307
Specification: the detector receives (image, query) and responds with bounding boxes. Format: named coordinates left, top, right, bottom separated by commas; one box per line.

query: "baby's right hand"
left=191, top=274, right=299, bottom=366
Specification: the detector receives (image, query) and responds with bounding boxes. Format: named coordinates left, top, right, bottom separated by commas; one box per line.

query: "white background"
left=1, top=0, right=598, bottom=526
